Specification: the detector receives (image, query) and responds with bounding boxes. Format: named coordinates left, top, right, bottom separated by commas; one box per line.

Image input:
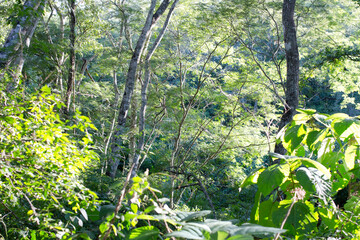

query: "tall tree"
left=65, top=0, right=76, bottom=113
left=274, top=0, right=299, bottom=155
left=0, top=0, right=46, bottom=83
left=108, top=0, right=174, bottom=178
left=131, top=0, right=179, bottom=179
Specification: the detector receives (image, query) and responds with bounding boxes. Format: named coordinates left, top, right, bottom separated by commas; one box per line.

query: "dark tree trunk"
left=108, top=0, right=171, bottom=178
left=65, top=0, right=76, bottom=114
left=0, top=0, right=47, bottom=83
left=274, top=0, right=300, bottom=155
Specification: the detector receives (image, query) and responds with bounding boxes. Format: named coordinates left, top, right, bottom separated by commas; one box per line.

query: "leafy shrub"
left=241, top=109, right=360, bottom=239
left=93, top=174, right=286, bottom=240
left=0, top=84, right=99, bottom=239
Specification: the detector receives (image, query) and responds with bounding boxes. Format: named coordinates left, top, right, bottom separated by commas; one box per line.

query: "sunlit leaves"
left=257, top=164, right=290, bottom=196
left=0, top=87, right=99, bottom=238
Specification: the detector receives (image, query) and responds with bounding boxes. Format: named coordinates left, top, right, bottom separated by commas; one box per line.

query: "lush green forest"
left=2, top=0, right=360, bottom=239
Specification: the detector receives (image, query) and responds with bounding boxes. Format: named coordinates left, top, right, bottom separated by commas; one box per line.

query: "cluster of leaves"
left=241, top=109, right=360, bottom=239
left=0, top=83, right=99, bottom=239
left=88, top=175, right=286, bottom=240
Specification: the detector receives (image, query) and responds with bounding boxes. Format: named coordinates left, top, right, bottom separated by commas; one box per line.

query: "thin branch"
left=101, top=163, right=135, bottom=240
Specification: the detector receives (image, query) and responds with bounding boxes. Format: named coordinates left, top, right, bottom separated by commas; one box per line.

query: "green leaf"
left=296, top=167, right=316, bottom=193
left=231, top=223, right=286, bottom=237
left=165, top=230, right=203, bottom=239
left=297, top=109, right=316, bottom=115
left=332, top=118, right=360, bottom=139
left=257, top=164, right=290, bottom=196
left=272, top=201, right=317, bottom=236
left=210, top=231, right=228, bottom=240
left=131, top=203, right=138, bottom=214
left=344, top=196, right=360, bottom=215
left=144, top=205, right=156, bottom=213
left=165, top=223, right=208, bottom=239
left=239, top=168, right=265, bottom=190
left=179, top=210, right=211, bottom=222
left=318, top=152, right=343, bottom=168
left=99, top=222, right=110, bottom=234
left=99, top=205, right=116, bottom=219
left=309, top=128, right=329, bottom=152
left=305, top=130, right=321, bottom=149
left=300, top=158, right=331, bottom=179
left=283, top=124, right=307, bottom=153
left=327, top=113, right=349, bottom=121
left=250, top=191, right=261, bottom=223
left=203, top=219, right=237, bottom=233
left=344, top=144, right=357, bottom=171
left=80, top=208, right=88, bottom=221
left=297, top=167, right=331, bottom=202
left=313, top=113, right=331, bottom=127
left=132, top=176, right=143, bottom=183
left=258, top=200, right=278, bottom=227
left=293, top=113, right=312, bottom=123
left=40, top=85, right=51, bottom=94
left=129, top=226, right=159, bottom=240
left=227, top=235, right=253, bottom=240
left=136, top=214, right=157, bottom=221
left=317, top=137, right=335, bottom=159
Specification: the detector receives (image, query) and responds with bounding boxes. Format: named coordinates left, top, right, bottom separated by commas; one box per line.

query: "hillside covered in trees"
left=2, top=0, right=360, bottom=239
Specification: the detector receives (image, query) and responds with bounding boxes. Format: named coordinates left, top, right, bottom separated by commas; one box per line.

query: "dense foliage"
left=2, top=0, right=360, bottom=239
left=0, top=82, right=98, bottom=239
left=242, top=109, right=360, bottom=239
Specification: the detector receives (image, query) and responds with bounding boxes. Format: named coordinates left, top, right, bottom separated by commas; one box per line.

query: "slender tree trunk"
left=0, top=0, right=46, bottom=83
left=131, top=0, right=179, bottom=179
left=51, top=2, right=66, bottom=92
left=108, top=0, right=172, bottom=178
left=65, top=0, right=76, bottom=114
left=274, top=0, right=299, bottom=155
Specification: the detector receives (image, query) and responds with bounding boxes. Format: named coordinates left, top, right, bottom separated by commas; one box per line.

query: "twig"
left=274, top=200, right=295, bottom=240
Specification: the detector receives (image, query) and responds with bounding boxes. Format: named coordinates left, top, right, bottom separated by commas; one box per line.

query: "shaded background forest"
left=2, top=0, right=360, bottom=239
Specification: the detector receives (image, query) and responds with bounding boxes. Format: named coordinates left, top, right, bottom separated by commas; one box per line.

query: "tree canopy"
left=2, top=0, right=360, bottom=239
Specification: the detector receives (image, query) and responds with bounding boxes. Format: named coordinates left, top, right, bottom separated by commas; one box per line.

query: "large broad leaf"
left=99, top=205, right=116, bottom=219
left=272, top=201, right=318, bottom=236
left=129, top=226, right=159, bottom=240
left=177, top=210, right=211, bottom=222
left=318, top=152, right=343, bottom=168
left=332, top=164, right=351, bottom=191
left=344, top=196, right=360, bottom=215
left=332, top=118, right=360, bottom=139
left=204, top=219, right=238, bottom=233
left=239, top=168, right=265, bottom=190
left=165, top=223, right=207, bottom=240
left=344, top=144, right=358, bottom=171
left=210, top=231, right=228, bottom=240
left=305, top=130, right=321, bottom=148
left=283, top=124, right=307, bottom=153
left=309, top=128, right=329, bottom=152
left=227, top=235, right=253, bottom=240
left=230, top=223, right=286, bottom=237
left=258, top=199, right=278, bottom=227
left=293, top=113, right=312, bottom=123
left=313, top=113, right=331, bottom=127
left=250, top=191, right=261, bottom=223
left=296, top=167, right=316, bottom=193
left=296, top=167, right=331, bottom=203
left=317, top=137, right=335, bottom=159
left=326, top=113, right=349, bottom=121
left=300, top=158, right=331, bottom=179
left=257, top=164, right=290, bottom=196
